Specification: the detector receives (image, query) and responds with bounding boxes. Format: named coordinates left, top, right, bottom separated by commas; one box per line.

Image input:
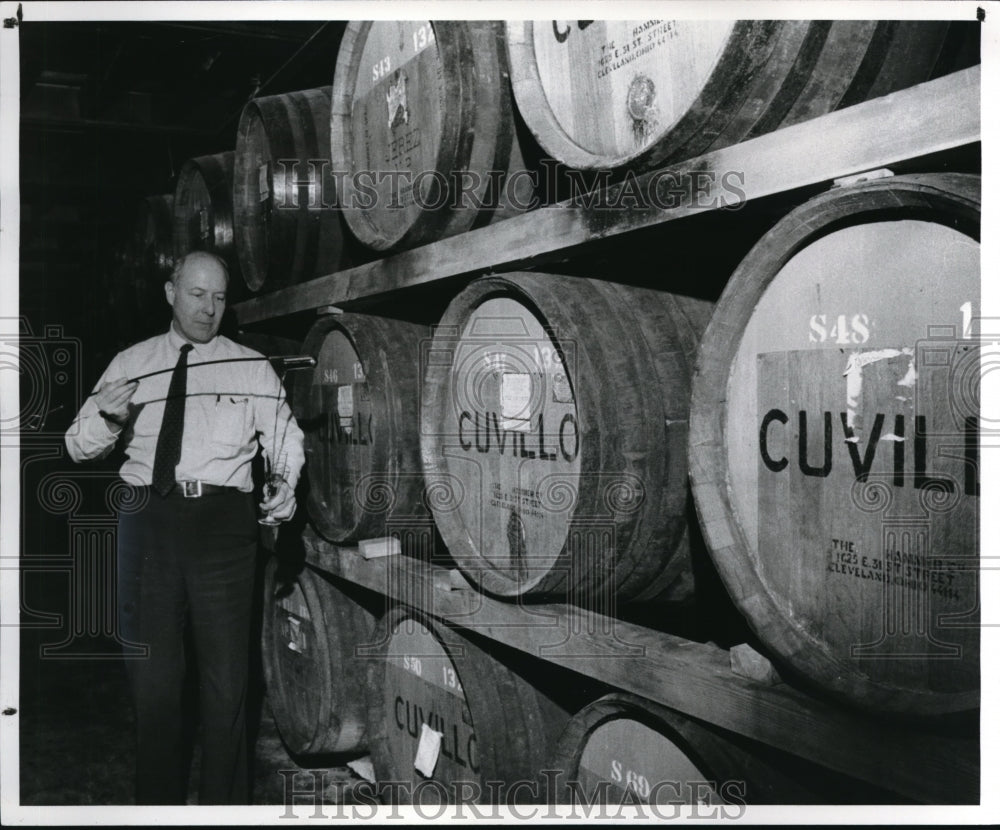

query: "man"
left=65, top=251, right=304, bottom=805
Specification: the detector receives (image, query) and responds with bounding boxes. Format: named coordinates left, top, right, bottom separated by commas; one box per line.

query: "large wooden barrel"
left=173, top=151, right=243, bottom=294
left=261, top=559, right=375, bottom=755
left=550, top=693, right=821, bottom=805
left=364, top=608, right=565, bottom=804
left=233, top=88, right=345, bottom=293
left=331, top=21, right=531, bottom=252
left=292, top=313, right=430, bottom=545
left=420, top=273, right=713, bottom=603
left=689, top=173, right=980, bottom=715
left=506, top=21, right=966, bottom=170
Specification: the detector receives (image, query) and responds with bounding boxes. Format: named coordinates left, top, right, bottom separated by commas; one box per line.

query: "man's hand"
left=94, top=378, right=138, bottom=426
left=260, top=478, right=296, bottom=523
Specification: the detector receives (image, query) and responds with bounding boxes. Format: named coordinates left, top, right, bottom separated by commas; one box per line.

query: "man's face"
left=165, top=257, right=227, bottom=343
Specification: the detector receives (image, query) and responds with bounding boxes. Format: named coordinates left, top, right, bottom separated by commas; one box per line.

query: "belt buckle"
left=180, top=480, right=202, bottom=498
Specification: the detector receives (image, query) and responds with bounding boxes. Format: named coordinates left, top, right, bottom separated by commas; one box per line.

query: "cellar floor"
left=16, top=627, right=363, bottom=807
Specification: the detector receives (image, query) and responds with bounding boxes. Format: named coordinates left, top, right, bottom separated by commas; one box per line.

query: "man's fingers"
left=259, top=494, right=293, bottom=513
left=97, top=379, right=138, bottom=405
left=94, top=379, right=139, bottom=424
left=103, top=378, right=136, bottom=392
left=271, top=500, right=296, bottom=522
left=105, top=386, right=137, bottom=405
left=260, top=489, right=296, bottom=522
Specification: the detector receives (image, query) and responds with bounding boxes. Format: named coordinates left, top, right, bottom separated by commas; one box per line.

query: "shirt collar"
left=167, top=322, right=219, bottom=359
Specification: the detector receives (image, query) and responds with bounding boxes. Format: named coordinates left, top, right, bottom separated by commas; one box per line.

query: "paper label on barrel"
left=386, top=69, right=409, bottom=131
left=552, top=370, right=573, bottom=403
left=258, top=163, right=270, bottom=202
left=756, top=346, right=978, bottom=686
left=337, top=384, right=354, bottom=421
left=501, top=373, right=532, bottom=431
left=283, top=615, right=309, bottom=655
left=277, top=583, right=311, bottom=655
left=413, top=723, right=443, bottom=777
left=278, top=584, right=310, bottom=621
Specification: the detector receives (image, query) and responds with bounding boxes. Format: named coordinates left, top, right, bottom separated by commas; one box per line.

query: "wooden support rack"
left=255, top=61, right=981, bottom=808
left=235, top=66, right=980, bottom=324
left=302, top=531, right=979, bottom=806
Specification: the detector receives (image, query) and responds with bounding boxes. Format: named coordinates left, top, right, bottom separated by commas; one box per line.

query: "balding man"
left=66, top=251, right=304, bottom=805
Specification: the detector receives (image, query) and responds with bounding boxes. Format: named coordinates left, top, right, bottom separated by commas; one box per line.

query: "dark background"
left=15, top=19, right=359, bottom=806
left=19, top=20, right=349, bottom=378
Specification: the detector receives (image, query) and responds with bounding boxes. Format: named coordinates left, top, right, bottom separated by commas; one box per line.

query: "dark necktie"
left=152, top=343, right=193, bottom=496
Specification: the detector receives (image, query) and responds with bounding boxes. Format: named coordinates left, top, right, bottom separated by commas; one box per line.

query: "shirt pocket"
left=212, top=396, right=250, bottom=448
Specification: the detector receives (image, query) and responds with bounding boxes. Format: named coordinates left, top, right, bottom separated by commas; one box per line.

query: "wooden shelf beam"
left=302, top=532, right=978, bottom=805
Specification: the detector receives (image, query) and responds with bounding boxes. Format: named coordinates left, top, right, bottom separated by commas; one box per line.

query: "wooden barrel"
left=292, top=313, right=430, bottom=545
left=365, top=608, right=564, bottom=804
left=331, top=21, right=531, bottom=252
left=689, top=173, right=980, bottom=715
left=233, top=87, right=345, bottom=293
left=261, top=559, right=375, bottom=755
left=173, top=151, right=243, bottom=295
left=550, top=693, right=822, bottom=805
left=506, top=21, right=962, bottom=170
left=420, top=273, right=713, bottom=603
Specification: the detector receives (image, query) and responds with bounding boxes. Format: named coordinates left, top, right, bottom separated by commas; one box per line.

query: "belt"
left=165, top=481, right=241, bottom=499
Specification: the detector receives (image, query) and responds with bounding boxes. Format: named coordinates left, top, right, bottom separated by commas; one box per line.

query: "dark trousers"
left=117, top=488, right=257, bottom=805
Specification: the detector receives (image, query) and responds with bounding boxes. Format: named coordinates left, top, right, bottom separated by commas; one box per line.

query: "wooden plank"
left=301, top=531, right=978, bottom=805
left=235, top=66, right=980, bottom=325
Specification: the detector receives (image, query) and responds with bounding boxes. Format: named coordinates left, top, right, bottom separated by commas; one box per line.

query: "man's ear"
left=164, top=279, right=175, bottom=307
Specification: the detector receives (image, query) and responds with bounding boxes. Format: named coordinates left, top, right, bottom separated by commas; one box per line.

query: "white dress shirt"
left=65, top=325, right=305, bottom=492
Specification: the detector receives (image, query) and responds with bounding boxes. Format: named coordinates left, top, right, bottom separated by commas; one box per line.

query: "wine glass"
left=258, top=454, right=288, bottom=527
